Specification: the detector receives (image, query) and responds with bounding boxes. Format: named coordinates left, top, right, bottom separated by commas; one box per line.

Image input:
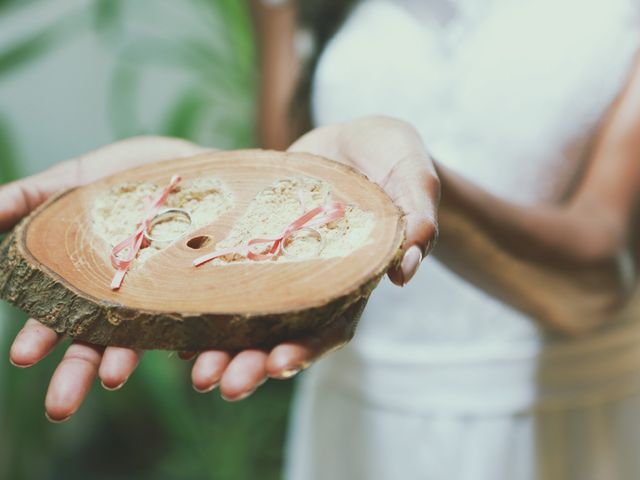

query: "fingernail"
left=400, top=246, right=423, bottom=286
left=221, top=388, right=256, bottom=402
left=101, top=380, right=125, bottom=392
left=424, top=240, right=432, bottom=256
left=193, top=382, right=219, bottom=394
left=277, top=367, right=302, bottom=379
left=9, top=358, right=33, bottom=369
left=45, top=412, right=71, bottom=424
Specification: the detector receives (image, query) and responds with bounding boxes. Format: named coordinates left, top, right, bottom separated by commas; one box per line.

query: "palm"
left=289, top=116, right=440, bottom=284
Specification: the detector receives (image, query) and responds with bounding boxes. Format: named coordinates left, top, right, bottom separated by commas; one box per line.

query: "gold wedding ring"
left=281, top=227, right=325, bottom=258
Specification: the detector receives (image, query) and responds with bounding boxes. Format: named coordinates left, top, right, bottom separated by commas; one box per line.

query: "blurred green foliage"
left=0, top=1, right=293, bottom=479
left=0, top=117, right=19, bottom=183
left=105, top=0, right=257, bottom=149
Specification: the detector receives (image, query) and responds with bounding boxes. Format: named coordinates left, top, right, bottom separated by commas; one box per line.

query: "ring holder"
left=0, top=150, right=404, bottom=351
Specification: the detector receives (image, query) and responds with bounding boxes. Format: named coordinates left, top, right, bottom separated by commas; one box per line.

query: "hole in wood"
left=187, top=236, right=212, bottom=250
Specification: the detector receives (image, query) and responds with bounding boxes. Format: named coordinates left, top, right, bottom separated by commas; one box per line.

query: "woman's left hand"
left=195, top=116, right=441, bottom=399
left=289, top=115, right=440, bottom=285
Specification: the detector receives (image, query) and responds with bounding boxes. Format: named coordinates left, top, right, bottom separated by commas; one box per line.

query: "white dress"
left=285, top=1, right=640, bottom=479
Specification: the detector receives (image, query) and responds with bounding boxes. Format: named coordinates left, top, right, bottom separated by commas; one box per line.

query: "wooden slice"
left=0, top=150, right=405, bottom=350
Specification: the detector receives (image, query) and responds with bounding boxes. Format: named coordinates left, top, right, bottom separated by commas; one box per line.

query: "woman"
left=2, top=0, right=640, bottom=478
left=284, top=2, right=640, bottom=479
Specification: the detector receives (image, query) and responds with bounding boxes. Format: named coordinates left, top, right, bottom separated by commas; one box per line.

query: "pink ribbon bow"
left=110, top=175, right=182, bottom=290
left=193, top=201, right=346, bottom=267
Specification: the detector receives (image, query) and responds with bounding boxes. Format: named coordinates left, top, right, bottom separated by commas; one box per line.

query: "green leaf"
left=92, top=0, right=123, bottom=36
left=0, top=14, right=81, bottom=79
left=0, top=0, right=44, bottom=15
left=162, top=88, right=209, bottom=140
left=107, top=63, right=146, bottom=139
left=0, top=115, right=20, bottom=183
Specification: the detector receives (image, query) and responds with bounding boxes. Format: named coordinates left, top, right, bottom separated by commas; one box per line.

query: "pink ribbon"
left=110, top=175, right=182, bottom=290
left=193, top=201, right=346, bottom=267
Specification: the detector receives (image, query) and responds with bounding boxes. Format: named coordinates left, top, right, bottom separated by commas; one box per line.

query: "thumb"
left=383, top=152, right=440, bottom=286
left=0, top=159, right=79, bottom=233
left=0, top=136, right=210, bottom=233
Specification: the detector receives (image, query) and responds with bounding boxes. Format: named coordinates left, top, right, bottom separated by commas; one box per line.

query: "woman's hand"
left=1, top=120, right=439, bottom=421
left=289, top=115, right=440, bottom=285
left=1, top=136, right=218, bottom=422
left=189, top=117, right=441, bottom=399
left=2, top=137, right=337, bottom=420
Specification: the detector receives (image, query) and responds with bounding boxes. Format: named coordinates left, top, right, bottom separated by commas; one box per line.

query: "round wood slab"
left=0, top=150, right=405, bottom=350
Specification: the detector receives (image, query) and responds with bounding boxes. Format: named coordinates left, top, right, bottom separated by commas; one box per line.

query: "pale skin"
left=2, top=2, right=640, bottom=422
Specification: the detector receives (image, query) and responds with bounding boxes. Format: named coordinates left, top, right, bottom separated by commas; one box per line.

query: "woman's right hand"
left=1, top=136, right=214, bottom=422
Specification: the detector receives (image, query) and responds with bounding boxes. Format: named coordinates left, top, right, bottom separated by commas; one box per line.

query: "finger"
left=45, top=341, right=103, bottom=423
left=74, top=136, right=212, bottom=184
left=0, top=137, right=210, bottom=233
left=385, top=153, right=440, bottom=253
left=98, top=347, right=142, bottom=391
left=191, top=351, right=232, bottom=393
left=266, top=325, right=351, bottom=379
left=384, top=153, right=440, bottom=286
left=287, top=124, right=341, bottom=159
left=266, top=344, right=316, bottom=380
left=0, top=161, right=78, bottom=232
left=10, top=319, right=61, bottom=368
left=387, top=243, right=424, bottom=286
left=219, top=350, right=268, bottom=401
